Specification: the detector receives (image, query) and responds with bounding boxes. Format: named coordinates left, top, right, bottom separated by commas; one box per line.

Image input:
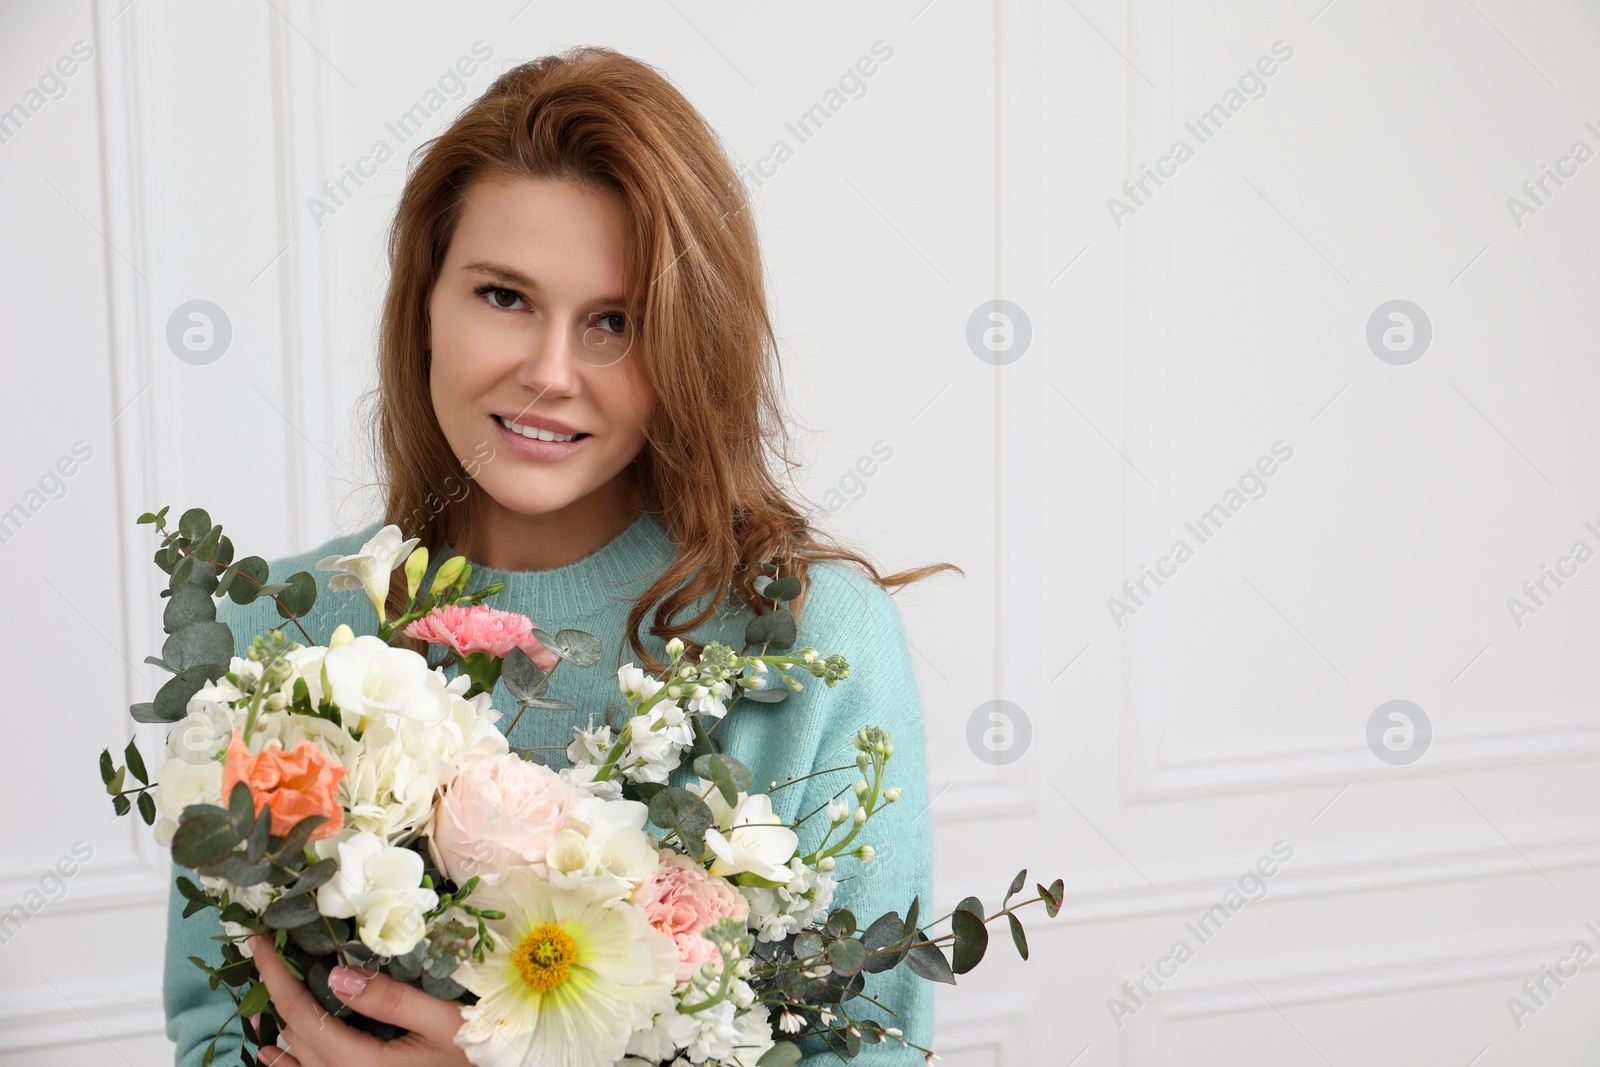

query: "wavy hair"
left=363, top=46, right=960, bottom=672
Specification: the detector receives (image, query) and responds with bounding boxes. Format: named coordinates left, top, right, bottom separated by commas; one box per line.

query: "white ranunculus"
left=544, top=797, right=660, bottom=898
left=702, top=793, right=798, bottom=883
left=313, top=830, right=436, bottom=955
left=316, top=525, right=420, bottom=622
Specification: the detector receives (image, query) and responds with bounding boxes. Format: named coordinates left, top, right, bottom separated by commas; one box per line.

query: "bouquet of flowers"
left=101, top=507, right=1062, bottom=1067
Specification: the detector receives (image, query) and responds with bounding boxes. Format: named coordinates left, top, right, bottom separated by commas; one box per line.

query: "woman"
left=164, top=46, right=957, bottom=1067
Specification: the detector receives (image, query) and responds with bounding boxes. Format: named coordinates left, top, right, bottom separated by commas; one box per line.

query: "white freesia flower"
left=313, top=830, right=437, bottom=956
left=702, top=793, right=798, bottom=883
left=320, top=635, right=458, bottom=728
left=617, top=663, right=666, bottom=704
left=316, top=525, right=419, bottom=622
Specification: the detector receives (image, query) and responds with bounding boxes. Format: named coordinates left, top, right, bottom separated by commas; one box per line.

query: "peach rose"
left=221, top=729, right=347, bottom=841
left=634, top=850, right=750, bottom=982
left=427, top=753, right=580, bottom=885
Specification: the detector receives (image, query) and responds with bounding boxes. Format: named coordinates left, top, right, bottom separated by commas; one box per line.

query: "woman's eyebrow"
left=461, top=259, right=625, bottom=304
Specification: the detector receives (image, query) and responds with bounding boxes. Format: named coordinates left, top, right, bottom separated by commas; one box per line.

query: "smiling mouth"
left=495, top=414, right=590, bottom=443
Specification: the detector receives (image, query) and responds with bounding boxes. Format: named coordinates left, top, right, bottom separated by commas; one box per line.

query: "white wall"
left=3, top=1, right=1599, bottom=1064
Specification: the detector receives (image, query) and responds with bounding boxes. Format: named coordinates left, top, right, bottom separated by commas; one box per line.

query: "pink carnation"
left=634, top=850, right=750, bottom=981
left=403, top=604, right=560, bottom=671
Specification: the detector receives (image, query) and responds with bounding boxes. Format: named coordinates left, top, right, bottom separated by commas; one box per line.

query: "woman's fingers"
left=257, top=1045, right=302, bottom=1067
left=248, top=935, right=372, bottom=1064
left=325, top=963, right=467, bottom=1043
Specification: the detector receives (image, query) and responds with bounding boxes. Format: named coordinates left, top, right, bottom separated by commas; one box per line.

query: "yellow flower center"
left=513, top=924, right=578, bottom=992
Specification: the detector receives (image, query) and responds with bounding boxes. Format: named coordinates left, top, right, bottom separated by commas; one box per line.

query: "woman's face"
left=427, top=175, right=653, bottom=523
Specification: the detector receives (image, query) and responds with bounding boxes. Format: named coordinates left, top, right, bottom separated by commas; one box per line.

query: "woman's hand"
left=248, top=934, right=472, bottom=1067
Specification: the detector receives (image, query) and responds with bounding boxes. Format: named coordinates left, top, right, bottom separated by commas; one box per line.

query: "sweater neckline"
left=440, top=507, right=679, bottom=619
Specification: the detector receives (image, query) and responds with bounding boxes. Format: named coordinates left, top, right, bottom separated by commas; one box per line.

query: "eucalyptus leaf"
left=905, top=934, right=955, bottom=985
left=1007, top=912, right=1029, bottom=960
left=756, top=1042, right=802, bottom=1067
left=172, top=811, right=242, bottom=868
left=738, top=685, right=789, bottom=703
left=518, top=695, right=575, bottom=711
left=501, top=647, right=548, bottom=702
left=692, top=752, right=752, bottom=808
left=763, top=575, right=802, bottom=602
left=826, top=937, right=867, bottom=976
left=162, top=621, right=233, bottom=672
left=647, top=787, right=712, bottom=861
left=228, top=556, right=270, bottom=605
left=163, top=584, right=216, bottom=634
left=552, top=628, right=601, bottom=668
left=744, top=609, right=797, bottom=650
left=275, top=571, right=317, bottom=618
left=262, top=892, right=321, bottom=929
left=178, top=507, right=212, bottom=540
left=950, top=908, right=989, bottom=974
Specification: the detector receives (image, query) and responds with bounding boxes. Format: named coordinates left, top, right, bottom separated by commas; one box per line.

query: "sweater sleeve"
left=785, top=562, right=937, bottom=1067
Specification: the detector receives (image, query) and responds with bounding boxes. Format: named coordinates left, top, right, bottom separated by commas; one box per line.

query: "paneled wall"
left=3, top=1, right=1598, bottom=1064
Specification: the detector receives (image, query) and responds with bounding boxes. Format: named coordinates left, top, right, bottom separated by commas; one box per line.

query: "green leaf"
left=956, top=895, right=983, bottom=919
left=1038, top=878, right=1063, bottom=918
left=744, top=608, right=797, bottom=650
left=214, top=561, right=240, bottom=598
left=112, top=794, right=131, bottom=817
left=262, top=893, right=321, bottom=929
left=305, top=958, right=355, bottom=1018
left=826, top=937, right=867, bottom=976
left=905, top=896, right=920, bottom=935
left=501, top=647, right=548, bottom=703
left=137, top=791, right=157, bottom=825
left=1004, top=868, right=1027, bottom=908
left=179, top=507, right=212, bottom=540
left=162, top=621, right=233, bottom=672
left=794, top=930, right=825, bottom=963
left=137, top=511, right=160, bottom=525
left=213, top=534, right=234, bottom=568
left=98, top=748, right=114, bottom=785
left=148, top=669, right=212, bottom=721
left=163, top=584, right=216, bottom=634
left=825, top=909, right=856, bottom=939
left=194, top=523, right=222, bottom=561
left=289, top=914, right=345, bottom=955
left=1007, top=912, right=1029, bottom=960
left=170, top=554, right=196, bottom=586
left=236, top=981, right=271, bottom=1018
left=552, top=628, right=602, bottom=668
left=861, top=912, right=907, bottom=973
left=245, top=804, right=272, bottom=862
left=518, top=695, right=575, bottom=711
left=647, top=787, right=712, bottom=861
left=172, top=811, right=243, bottom=868
left=282, top=857, right=339, bottom=899
left=227, top=781, right=256, bottom=839
left=121, top=742, right=148, bottom=787
left=756, top=1041, right=802, bottom=1067
left=763, top=575, right=802, bottom=602
left=106, top=766, right=126, bottom=795
left=738, top=685, right=789, bottom=704
left=275, top=571, right=317, bottom=619
left=273, top=815, right=329, bottom=868
left=905, top=934, right=955, bottom=984
left=950, top=908, right=988, bottom=975
left=228, top=557, right=271, bottom=605
left=692, top=752, right=753, bottom=808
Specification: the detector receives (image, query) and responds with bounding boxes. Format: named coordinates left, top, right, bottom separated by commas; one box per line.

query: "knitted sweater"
left=162, top=507, right=936, bottom=1066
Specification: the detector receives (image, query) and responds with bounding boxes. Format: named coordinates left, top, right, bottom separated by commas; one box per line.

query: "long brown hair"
left=363, top=46, right=960, bottom=673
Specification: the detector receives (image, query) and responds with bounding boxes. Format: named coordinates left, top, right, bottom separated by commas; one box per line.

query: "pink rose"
left=634, top=850, right=750, bottom=981
left=403, top=605, right=561, bottom=671
left=427, top=753, right=580, bottom=884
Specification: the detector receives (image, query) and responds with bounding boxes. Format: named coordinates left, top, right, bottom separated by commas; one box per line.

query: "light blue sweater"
left=162, top=508, right=936, bottom=1065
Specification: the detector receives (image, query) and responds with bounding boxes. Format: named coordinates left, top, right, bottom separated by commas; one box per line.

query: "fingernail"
left=328, top=965, right=367, bottom=997
left=248, top=1013, right=260, bottom=1030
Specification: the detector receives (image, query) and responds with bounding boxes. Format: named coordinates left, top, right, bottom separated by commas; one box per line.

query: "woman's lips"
left=492, top=415, right=590, bottom=461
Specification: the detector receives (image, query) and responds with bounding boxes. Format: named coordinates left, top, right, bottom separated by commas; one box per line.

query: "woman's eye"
left=593, top=311, right=628, bottom=335
left=476, top=285, right=526, bottom=311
